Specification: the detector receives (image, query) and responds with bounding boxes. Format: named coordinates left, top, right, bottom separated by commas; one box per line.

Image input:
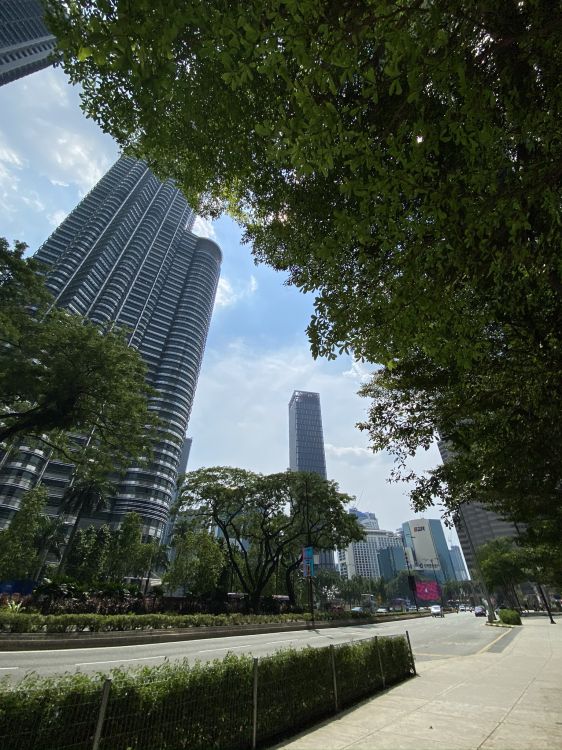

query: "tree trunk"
left=57, top=510, right=82, bottom=574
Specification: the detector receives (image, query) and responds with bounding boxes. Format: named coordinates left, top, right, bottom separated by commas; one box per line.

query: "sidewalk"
left=273, top=617, right=562, bottom=750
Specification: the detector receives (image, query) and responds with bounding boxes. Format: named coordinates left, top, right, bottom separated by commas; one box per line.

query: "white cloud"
left=192, top=215, right=218, bottom=240
left=47, top=209, right=68, bottom=227
left=214, top=275, right=259, bottom=308
left=342, top=359, right=375, bottom=382
left=50, top=178, right=69, bottom=188
left=21, top=192, right=45, bottom=212
left=325, top=443, right=372, bottom=459
left=0, top=141, right=25, bottom=169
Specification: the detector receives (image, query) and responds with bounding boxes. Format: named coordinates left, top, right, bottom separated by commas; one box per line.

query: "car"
left=351, top=606, right=364, bottom=613
left=430, top=605, right=444, bottom=618
left=459, top=605, right=466, bottom=612
left=474, top=606, right=487, bottom=617
left=376, top=607, right=389, bottom=613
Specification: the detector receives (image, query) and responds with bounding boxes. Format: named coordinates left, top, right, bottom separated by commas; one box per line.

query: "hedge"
left=0, top=634, right=415, bottom=750
left=0, top=609, right=420, bottom=634
left=498, top=609, right=522, bottom=626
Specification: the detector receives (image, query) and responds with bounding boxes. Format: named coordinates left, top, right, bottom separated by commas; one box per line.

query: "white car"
left=430, top=605, right=444, bottom=617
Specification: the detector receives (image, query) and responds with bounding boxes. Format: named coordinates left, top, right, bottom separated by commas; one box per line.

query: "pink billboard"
left=416, top=581, right=441, bottom=601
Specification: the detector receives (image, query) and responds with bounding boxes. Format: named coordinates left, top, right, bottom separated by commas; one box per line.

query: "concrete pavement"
left=273, top=617, right=562, bottom=750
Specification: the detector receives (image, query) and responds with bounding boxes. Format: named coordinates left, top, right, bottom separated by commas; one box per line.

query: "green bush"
left=0, top=609, right=388, bottom=634
left=0, top=635, right=415, bottom=750
left=498, top=608, right=522, bottom=625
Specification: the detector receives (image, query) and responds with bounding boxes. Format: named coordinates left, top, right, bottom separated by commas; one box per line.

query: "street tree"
left=163, top=529, right=224, bottom=597
left=106, top=512, right=153, bottom=582
left=175, top=467, right=363, bottom=611
left=0, top=238, right=159, bottom=473
left=477, top=537, right=526, bottom=608
left=0, top=486, right=47, bottom=580
left=47, top=2, right=561, bottom=373
left=357, top=346, right=562, bottom=567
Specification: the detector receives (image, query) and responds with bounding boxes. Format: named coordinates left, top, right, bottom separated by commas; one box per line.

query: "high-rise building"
left=288, top=390, right=334, bottom=569
left=377, top=545, right=408, bottom=581
left=449, top=545, right=469, bottom=581
left=0, top=157, right=221, bottom=538
left=402, top=518, right=455, bottom=584
left=0, top=1, right=56, bottom=87
left=437, top=438, right=517, bottom=575
left=337, top=517, right=402, bottom=579
left=288, top=391, right=327, bottom=477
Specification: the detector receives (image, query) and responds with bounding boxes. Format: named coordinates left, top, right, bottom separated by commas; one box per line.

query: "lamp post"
left=400, top=533, right=419, bottom=611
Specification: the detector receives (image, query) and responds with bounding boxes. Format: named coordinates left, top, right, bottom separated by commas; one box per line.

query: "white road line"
left=0, top=667, right=19, bottom=671
left=197, top=644, right=250, bottom=654
left=75, top=656, right=164, bottom=667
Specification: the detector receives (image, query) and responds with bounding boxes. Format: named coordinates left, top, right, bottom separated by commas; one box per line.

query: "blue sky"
left=0, top=65, right=459, bottom=540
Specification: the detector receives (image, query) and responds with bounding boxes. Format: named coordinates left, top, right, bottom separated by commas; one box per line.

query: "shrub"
left=0, top=607, right=426, bottom=634
left=0, top=635, right=415, bottom=750
left=498, top=608, right=522, bottom=626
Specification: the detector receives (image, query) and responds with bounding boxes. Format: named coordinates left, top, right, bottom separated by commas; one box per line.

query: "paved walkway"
left=274, top=617, right=562, bottom=750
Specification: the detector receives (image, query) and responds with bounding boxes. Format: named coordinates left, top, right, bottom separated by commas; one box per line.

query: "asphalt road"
left=0, top=611, right=514, bottom=681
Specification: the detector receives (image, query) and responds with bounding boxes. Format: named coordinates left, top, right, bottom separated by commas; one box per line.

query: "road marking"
left=476, top=628, right=513, bottom=654
left=197, top=645, right=249, bottom=654
left=0, top=667, right=19, bottom=671
left=75, top=656, right=163, bottom=667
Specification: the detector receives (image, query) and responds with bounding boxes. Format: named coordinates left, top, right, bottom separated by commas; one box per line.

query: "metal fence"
left=0, top=632, right=415, bottom=750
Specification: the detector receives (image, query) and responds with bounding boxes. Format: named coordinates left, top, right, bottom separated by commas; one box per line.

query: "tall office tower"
left=0, top=0, right=56, bottom=87
left=402, top=518, right=456, bottom=584
left=437, top=438, right=517, bottom=575
left=288, top=390, right=334, bottom=569
left=337, top=519, right=402, bottom=580
left=0, top=157, right=221, bottom=537
left=449, top=545, right=469, bottom=582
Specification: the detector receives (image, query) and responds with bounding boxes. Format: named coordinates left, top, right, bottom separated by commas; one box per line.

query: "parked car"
left=474, top=606, right=487, bottom=617
left=430, top=605, right=444, bottom=617
left=351, top=606, right=364, bottom=613
left=376, top=607, right=389, bottom=613
left=459, top=605, right=466, bottom=612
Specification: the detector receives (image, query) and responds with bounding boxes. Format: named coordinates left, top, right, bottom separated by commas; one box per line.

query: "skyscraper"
left=402, top=518, right=455, bottom=584
left=288, top=390, right=334, bottom=569
left=0, top=157, right=221, bottom=538
left=288, top=391, right=327, bottom=477
left=0, top=1, right=56, bottom=87
left=437, top=438, right=517, bottom=575
left=449, top=545, right=469, bottom=582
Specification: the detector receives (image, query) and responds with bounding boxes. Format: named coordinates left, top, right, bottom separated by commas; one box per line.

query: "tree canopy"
left=47, top=1, right=561, bottom=368
left=175, top=467, right=364, bottom=610
left=0, top=238, right=158, bottom=474
left=47, top=3, right=562, bottom=545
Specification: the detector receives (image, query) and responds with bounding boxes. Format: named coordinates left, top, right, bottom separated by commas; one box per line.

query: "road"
left=0, top=611, right=515, bottom=680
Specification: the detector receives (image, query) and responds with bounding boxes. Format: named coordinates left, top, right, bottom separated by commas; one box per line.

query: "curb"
left=0, top=613, right=430, bottom=651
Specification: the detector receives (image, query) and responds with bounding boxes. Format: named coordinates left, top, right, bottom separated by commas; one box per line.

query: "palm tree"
left=57, top=475, right=113, bottom=573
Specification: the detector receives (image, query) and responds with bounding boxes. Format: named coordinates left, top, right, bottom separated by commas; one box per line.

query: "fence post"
left=92, top=678, right=112, bottom=750
left=405, top=630, right=417, bottom=675
left=375, top=636, right=385, bottom=689
left=330, top=645, right=339, bottom=712
left=252, top=657, right=259, bottom=750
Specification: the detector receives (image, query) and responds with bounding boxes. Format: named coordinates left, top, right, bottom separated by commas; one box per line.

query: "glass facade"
left=0, top=0, right=56, bottom=87
left=288, top=390, right=334, bottom=569
left=0, top=157, right=221, bottom=538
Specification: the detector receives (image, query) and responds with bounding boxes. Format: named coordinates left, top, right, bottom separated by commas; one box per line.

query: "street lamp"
left=400, top=533, right=419, bottom=611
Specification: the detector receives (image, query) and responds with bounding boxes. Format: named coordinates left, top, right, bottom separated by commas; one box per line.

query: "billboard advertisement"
left=415, top=580, right=441, bottom=601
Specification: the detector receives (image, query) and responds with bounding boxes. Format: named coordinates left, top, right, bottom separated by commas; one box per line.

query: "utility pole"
left=400, top=533, right=419, bottom=611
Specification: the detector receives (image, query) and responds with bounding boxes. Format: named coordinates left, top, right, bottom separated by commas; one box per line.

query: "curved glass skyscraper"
left=0, top=157, right=221, bottom=537
left=0, top=0, right=56, bottom=87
